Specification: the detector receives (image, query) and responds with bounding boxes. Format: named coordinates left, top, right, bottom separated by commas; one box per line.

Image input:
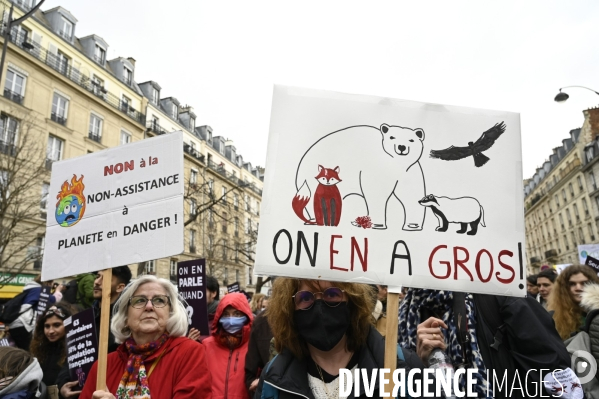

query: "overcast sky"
left=43, top=0, right=599, bottom=178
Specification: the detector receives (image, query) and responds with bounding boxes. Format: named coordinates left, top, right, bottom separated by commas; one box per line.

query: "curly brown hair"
left=29, top=302, right=72, bottom=366
left=548, top=265, right=599, bottom=340
left=265, top=278, right=376, bottom=359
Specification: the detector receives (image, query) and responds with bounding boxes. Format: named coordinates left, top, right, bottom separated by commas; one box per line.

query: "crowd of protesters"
left=2, top=264, right=599, bottom=398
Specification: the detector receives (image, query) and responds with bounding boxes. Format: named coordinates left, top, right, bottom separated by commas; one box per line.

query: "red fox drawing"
left=292, top=165, right=342, bottom=226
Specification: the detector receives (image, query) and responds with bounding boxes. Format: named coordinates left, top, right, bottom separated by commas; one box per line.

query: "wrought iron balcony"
left=59, top=30, right=72, bottom=42
left=93, top=55, right=105, bottom=65
left=51, top=112, right=67, bottom=126
left=88, top=132, right=102, bottom=143
left=147, top=121, right=168, bottom=135
left=3, top=88, right=23, bottom=105
left=4, top=29, right=146, bottom=125
left=183, top=143, right=205, bottom=163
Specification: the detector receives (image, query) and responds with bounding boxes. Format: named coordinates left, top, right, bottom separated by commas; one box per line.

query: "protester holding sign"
left=29, top=304, right=72, bottom=387
left=548, top=265, right=599, bottom=340
left=203, top=292, right=253, bottom=399
left=80, top=275, right=211, bottom=398
left=255, top=278, right=424, bottom=399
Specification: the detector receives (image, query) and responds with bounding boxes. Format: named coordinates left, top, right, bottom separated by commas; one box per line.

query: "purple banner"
left=227, top=281, right=240, bottom=293
left=178, top=259, right=209, bottom=335
left=65, top=307, right=98, bottom=388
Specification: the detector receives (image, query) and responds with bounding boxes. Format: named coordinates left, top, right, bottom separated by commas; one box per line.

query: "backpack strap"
left=260, top=355, right=279, bottom=399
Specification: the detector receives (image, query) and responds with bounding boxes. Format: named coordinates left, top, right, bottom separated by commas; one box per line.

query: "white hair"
left=111, top=275, right=188, bottom=343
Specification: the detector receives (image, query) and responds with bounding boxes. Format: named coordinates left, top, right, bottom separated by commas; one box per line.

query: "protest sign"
left=579, top=244, right=599, bottom=265
left=177, top=259, right=209, bottom=335
left=42, top=132, right=184, bottom=281
left=255, top=86, right=526, bottom=297
left=586, top=256, right=599, bottom=274
left=227, top=282, right=240, bottom=293
left=64, top=308, right=98, bottom=388
left=36, top=286, right=51, bottom=318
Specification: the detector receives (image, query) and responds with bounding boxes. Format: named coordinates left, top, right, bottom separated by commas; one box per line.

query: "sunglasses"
left=292, top=287, right=346, bottom=310
left=45, top=306, right=66, bottom=319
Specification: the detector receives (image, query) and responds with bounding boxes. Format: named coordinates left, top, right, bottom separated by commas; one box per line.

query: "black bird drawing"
left=429, top=121, right=506, bottom=167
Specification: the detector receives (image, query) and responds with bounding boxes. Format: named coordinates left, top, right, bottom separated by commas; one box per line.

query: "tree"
left=0, top=108, right=47, bottom=287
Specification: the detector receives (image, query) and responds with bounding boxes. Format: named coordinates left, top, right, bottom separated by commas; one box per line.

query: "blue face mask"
left=219, top=316, right=247, bottom=334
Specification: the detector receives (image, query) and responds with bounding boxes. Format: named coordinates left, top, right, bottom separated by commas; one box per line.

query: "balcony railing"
left=4, top=29, right=146, bottom=125
left=93, top=55, right=105, bottom=65
left=88, top=132, right=102, bottom=143
left=147, top=121, right=168, bottom=136
left=0, top=141, right=16, bottom=156
left=3, top=88, right=23, bottom=105
left=51, top=112, right=67, bottom=126
left=183, top=143, right=205, bottom=163
left=59, top=30, right=72, bottom=42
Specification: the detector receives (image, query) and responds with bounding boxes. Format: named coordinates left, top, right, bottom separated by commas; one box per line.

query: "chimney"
left=587, top=107, right=599, bottom=142
left=127, top=57, right=136, bottom=67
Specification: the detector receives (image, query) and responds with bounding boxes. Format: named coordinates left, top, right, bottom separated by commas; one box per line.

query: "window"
left=577, top=176, right=583, bottom=192
left=564, top=235, right=569, bottom=251
left=208, top=235, right=214, bottom=252
left=51, top=93, right=68, bottom=125
left=123, top=67, right=132, bottom=86
left=0, top=170, right=9, bottom=198
left=94, top=45, right=106, bottom=64
left=591, top=172, right=598, bottom=191
left=596, top=197, right=599, bottom=214
left=222, top=186, right=227, bottom=203
left=190, top=229, right=196, bottom=253
left=208, top=209, right=214, bottom=225
left=574, top=204, right=580, bottom=220
left=235, top=270, right=240, bottom=283
left=245, top=194, right=250, bottom=211
left=233, top=193, right=239, bottom=209
left=566, top=209, right=572, bottom=226
left=91, top=75, right=105, bottom=96
left=121, top=95, right=131, bottom=112
left=583, top=198, right=589, bottom=216
left=151, top=88, right=159, bottom=105
left=190, top=169, right=198, bottom=185
left=60, top=18, right=73, bottom=40
left=4, top=69, right=26, bottom=103
left=579, top=227, right=586, bottom=244
left=208, top=179, right=214, bottom=195
left=0, top=114, right=19, bottom=152
left=246, top=242, right=251, bottom=259
left=571, top=232, right=577, bottom=247
left=170, top=259, right=177, bottom=280
left=224, top=268, right=228, bottom=282
left=46, top=135, right=64, bottom=161
left=172, top=104, right=178, bottom=119
left=256, top=201, right=260, bottom=215
left=235, top=243, right=240, bottom=261
left=562, top=190, right=567, bottom=203
left=33, top=235, right=44, bottom=269
left=246, top=218, right=252, bottom=234
left=190, top=199, right=197, bottom=215
left=144, top=260, right=156, bottom=274
left=222, top=240, right=228, bottom=260
left=120, top=130, right=131, bottom=145
left=234, top=218, right=239, bottom=234
left=589, top=224, right=595, bottom=241
left=89, top=114, right=102, bottom=142
left=190, top=118, right=196, bottom=131
left=554, top=195, right=560, bottom=208
left=56, top=50, right=69, bottom=74
left=40, top=183, right=49, bottom=211
left=222, top=212, right=228, bottom=233
left=569, top=183, right=574, bottom=198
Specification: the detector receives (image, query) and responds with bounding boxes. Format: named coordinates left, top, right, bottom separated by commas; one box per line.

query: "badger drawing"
left=418, top=194, right=485, bottom=235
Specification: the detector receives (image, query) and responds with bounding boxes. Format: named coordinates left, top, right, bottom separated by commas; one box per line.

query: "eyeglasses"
left=129, top=295, right=170, bottom=309
left=292, top=287, right=346, bottom=310
left=45, top=306, right=66, bottom=319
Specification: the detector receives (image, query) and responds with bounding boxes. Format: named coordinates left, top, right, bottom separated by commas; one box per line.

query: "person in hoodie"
left=7, top=276, right=43, bottom=350
left=0, top=346, right=45, bottom=399
left=203, top=292, right=253, bottom=399
left=80, top=275, right=211, bottom=399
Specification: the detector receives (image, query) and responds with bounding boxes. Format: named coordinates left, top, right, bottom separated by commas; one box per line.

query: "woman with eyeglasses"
left=548, top=264, right=599, bottom=340
left=203, top=292, right=253, bottom=399
left=29, top=303, right=72, bottom=387
left=254, top=278, right=425, bottom=399
left=80, top=275, right=212, bottom=399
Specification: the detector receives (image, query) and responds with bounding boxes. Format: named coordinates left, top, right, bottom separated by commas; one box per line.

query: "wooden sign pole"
left=384, top=292, right=400, bottom=397
left=96, top=268, right=112, bottom=390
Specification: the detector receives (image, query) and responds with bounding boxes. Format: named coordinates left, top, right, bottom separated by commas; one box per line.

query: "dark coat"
left=255, top=326, right=429, bottom=399
left=245, top=312, right=274, bottom=395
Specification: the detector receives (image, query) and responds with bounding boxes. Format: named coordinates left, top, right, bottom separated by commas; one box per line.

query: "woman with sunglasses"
left=255, top=278, right=425, bottom=399
left=29, top=303, right=72, bottom=387
left=80, top=275, right=211, bottom=399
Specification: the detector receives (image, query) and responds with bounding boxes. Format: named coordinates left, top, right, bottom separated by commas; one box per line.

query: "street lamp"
left=554, top=86, right=599, bottom=103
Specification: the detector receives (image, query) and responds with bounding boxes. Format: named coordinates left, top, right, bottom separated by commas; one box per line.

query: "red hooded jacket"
left=202, top=293, right=253, bottom=399
left=80, top=336, right=211, bottom=398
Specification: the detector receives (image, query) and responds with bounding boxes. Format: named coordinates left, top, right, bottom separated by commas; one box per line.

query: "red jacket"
left=80, top=336, right=211, bottom=398
left=202, top=293, right=253, bottom=399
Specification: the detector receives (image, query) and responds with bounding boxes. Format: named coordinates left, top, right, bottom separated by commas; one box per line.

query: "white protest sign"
left=42, top=132, right=184, bottom=281
left=255, top=86, right=526, bottom=297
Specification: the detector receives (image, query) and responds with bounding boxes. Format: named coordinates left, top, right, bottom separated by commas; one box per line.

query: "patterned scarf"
left=398, top=289, right=491, bottom=398
left=116, top=333, right=169, bottom=399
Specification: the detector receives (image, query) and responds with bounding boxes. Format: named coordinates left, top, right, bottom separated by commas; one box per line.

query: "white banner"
left=42, top=132, right=184, bottom=281
left=578, top=244, right=599, bottom=265
left=255, top=86, right=526, bottom=297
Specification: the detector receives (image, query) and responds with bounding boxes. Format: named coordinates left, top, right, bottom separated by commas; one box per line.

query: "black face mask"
left=293, top=301, right=351, bottom=351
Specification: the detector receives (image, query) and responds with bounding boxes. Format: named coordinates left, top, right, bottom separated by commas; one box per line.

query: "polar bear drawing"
left=294, top=124, right=426, bottom=230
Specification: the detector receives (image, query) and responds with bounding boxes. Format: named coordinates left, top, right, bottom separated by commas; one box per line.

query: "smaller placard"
left=65, top=308, right=98, bottom=388
left=586, top=255, right=599, bottom=274
left=36, top=286, right=51, bottom=319
left=227, top=282, right=240, bottom=293
left=177, top=259, right=209, bottom=336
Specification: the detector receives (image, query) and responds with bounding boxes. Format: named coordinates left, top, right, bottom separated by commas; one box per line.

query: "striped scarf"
left=116, top=333, right=169, bottom=399
left=398, top=289, right=491, bottom=398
